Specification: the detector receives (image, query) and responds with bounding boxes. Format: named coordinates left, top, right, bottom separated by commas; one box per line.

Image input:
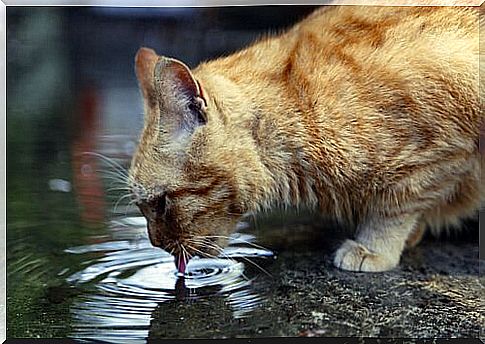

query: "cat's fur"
left=129, top=6, right=484, bottom=272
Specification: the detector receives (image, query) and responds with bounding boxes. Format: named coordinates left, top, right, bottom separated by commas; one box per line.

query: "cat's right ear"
left=135, top=47, right=159, bottom=105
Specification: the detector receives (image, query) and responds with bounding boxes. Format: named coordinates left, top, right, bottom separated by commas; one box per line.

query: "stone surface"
left=149, top=216, right=483, bottom=338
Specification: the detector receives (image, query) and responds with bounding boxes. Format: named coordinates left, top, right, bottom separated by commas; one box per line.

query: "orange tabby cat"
left=129, top=6, right=483, bottom=273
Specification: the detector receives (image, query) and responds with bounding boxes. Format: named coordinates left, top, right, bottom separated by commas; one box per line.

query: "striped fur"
left=130, top=6, right=483, bottom=272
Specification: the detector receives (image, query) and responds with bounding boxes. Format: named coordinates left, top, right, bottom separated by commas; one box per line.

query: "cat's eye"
left=155, top=193, right=167, bottom=216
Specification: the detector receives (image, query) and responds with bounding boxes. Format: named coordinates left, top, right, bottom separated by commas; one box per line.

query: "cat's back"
left=294, top=5, right=478, bottom=49
left=289, top=5, right=480, bottom=91
left=197, top=5, right=481, bottom=157
left=273, top=6, right=483, bottom=221
left=290, top=5, right=480, bottom=99
left=282, top=6, right=481, bottom=151
left=297, top=5, right=478, bottom=36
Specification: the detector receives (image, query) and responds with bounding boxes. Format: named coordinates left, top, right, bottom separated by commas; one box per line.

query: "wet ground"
left=145, top=217, right=483, bottom=339
left=241, top=219, right=483, bottom=339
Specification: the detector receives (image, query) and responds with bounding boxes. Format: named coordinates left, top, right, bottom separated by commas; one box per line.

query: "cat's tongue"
left=175, top=255, right=188, bottom=275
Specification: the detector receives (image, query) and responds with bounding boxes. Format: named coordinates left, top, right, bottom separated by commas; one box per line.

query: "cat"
left=129, top=5, right=484, bottom=273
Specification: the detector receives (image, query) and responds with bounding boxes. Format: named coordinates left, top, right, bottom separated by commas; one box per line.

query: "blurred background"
left=7, top=6, right=319, bottom=151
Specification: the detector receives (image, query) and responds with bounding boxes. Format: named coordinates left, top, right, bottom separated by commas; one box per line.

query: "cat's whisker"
left=105, top=178, right=132, bottom=188
left=113, top=193, right=135, bottom=213
left=97, top=176, right=130, bottom=187
left=127, top=199, right=138, bottom=207
left=110, top=219, right=130, bottom=228
left=106, top=186, right=134, bottom=193
left=79, top=153, right=139, bottom=209
left=188, top=245, right=243, bottom=278
left=123, top=199, right=139, bottom=217
left=181, top=245, right=189, bottom=261
left=195, top=235, right=270, bottom=252
left=207, top=241, right=272, bottom=278
left=106, top=179, right=133, bottom=191
left=81, top=151, right=130, bottom=178
left=190, top=238, right=271, bottom=278
left=188, top=241, right=253, bottom=282
left=186, top=242, right=249, bottom=285
left=186, top=244, right=220, bottom=261
left=95, top=168, right=131, bottom=181
left=187, top=238, right=227, bottom=257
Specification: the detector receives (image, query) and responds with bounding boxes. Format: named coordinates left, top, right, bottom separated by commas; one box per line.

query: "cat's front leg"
left=333, top=214, right=420, bottom=272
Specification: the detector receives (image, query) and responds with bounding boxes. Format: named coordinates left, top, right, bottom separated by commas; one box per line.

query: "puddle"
left=65, top=216, right=273, bottom=342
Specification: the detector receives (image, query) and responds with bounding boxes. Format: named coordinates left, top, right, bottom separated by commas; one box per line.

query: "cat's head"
left=129, top=47, right=250, bottom=266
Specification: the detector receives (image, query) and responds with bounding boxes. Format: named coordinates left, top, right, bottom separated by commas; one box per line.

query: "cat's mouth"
left=175, top=254, right=188, bottom=274
left=146, top=223, right=223, bottom=272
left=145, top=218, right=233, bottom=274
left=173, top=243, right=222, bottom=274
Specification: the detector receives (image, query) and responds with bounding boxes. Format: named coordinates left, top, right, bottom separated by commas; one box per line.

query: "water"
left=7, top=127, right=277, bottom=340
left=65, top=216, right=272, bottom=342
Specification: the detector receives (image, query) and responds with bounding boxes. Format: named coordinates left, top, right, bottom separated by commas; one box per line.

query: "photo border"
left=1, top=1, right=483, bottom=342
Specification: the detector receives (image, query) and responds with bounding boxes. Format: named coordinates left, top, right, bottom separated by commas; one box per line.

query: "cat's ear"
left=161, top=59, right=207, bottom=106
left=135, top=47, right=159, bottom=104
left=154, top=57, right=208, bottom=137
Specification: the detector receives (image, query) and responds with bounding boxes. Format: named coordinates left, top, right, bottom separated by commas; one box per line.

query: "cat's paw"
left=333, top=239, right=398, bottom=272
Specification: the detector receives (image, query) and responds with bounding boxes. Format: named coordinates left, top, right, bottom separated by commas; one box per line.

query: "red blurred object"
left=71, top=86, right=106, bottom=225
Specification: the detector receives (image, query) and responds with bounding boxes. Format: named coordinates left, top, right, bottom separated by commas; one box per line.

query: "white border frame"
left=1, top=0, right=484, bottom=6
left=1, top=1, right=483, bottom=342
left=1, top=1, right=6, bottom=342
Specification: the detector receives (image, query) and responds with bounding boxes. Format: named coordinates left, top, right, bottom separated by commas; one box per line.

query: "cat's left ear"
left=135, top=47, right=159, bottom=104
left=155, top=57, right=208, bottom=137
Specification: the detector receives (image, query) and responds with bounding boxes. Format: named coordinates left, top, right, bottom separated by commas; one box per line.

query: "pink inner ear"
left=167, top=60, right=200, bottom=99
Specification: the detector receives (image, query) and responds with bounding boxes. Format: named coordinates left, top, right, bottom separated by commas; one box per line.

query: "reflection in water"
left=66, top=215, right=273, bottom=342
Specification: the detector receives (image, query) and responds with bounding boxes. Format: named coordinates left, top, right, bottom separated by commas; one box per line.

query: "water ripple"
left=65, top=215, right=273, bottom=342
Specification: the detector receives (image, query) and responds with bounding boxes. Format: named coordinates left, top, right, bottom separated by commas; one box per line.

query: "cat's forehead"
left=130, top=168, right=184, bottom=200
left=130, top=148, right=182, bottom=180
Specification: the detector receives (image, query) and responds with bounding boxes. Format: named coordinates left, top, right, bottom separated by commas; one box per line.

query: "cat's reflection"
left=175, top=276, right=188, bottom=301
left=147, top=281, right=270, bottom=339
